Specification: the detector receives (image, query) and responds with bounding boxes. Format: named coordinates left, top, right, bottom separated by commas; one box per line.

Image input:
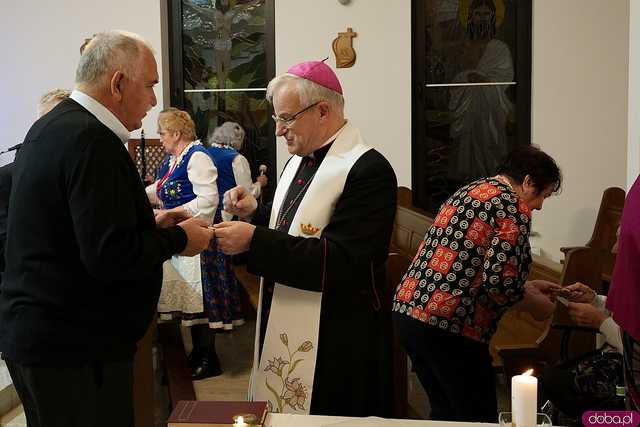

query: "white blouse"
left=593, top=294, right=623, bottom=354
left=146, top=141, right=218, bottom=224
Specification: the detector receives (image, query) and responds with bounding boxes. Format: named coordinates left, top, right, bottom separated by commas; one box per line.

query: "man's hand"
left=526, top=279, right=562, bottom=300
left=567, top=301, right=607, bottom=329
left=177, top=217, right=215, bottom=256
left=561, top=282, right=597, bottom=304
left=213, top=221, right=256, bottom=255
left=256, top=175, right=268, bottom=188
left=155, top=209, right=192, bottom=228
left=223, top=186, right=257, bottom=219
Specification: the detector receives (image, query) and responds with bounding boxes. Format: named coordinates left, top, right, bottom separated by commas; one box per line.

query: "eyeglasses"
left=271, top=101, right=321, bottom=127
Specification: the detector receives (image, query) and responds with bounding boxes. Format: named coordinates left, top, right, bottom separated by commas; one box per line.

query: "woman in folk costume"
left=206, top=121, right=268, bottom=221
left=146, top=108, right=244, bottom=379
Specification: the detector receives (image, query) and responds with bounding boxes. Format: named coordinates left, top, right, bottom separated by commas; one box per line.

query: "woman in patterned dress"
left=392, top=145, right=562, bottom=422
left=146, top=108, right=244, bottom=379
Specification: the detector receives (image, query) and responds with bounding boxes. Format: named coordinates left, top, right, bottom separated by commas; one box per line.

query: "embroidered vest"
left=156, top=143, right=211, bottom=209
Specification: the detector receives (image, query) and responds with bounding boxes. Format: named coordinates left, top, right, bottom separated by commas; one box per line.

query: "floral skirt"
left=159, top=238, right=244, bottom=330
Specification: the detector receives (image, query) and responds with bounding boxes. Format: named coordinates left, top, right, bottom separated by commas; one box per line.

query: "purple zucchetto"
left=287, top=60, right=343, bottom=95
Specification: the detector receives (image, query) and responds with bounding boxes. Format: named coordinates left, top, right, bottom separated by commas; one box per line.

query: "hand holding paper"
left=560, top=282, right=597, bottom=304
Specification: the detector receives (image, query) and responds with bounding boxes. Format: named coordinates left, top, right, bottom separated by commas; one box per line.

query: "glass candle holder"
left=498, top=412, right=552, bottom=427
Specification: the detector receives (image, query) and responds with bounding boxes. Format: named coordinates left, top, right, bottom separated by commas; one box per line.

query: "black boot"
left=191, top=350, right=222, bottom=380
left=187, top=346, right=203, bottom=370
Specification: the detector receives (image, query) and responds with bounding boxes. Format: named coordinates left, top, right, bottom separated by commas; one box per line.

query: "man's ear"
left=110, top=71, right=125, bottom=101
left=318, top=101, right=330, bottom=119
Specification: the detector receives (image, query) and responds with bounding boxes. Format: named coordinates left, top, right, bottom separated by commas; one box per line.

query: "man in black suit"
left=0, top=31, right=214, bottom=427
left=0, top=162, right=11, bottom=277
left=0, top=89, right=71, bottom=283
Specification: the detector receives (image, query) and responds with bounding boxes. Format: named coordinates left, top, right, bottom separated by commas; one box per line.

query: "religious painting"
left=412, top=0, right=531, bottom=213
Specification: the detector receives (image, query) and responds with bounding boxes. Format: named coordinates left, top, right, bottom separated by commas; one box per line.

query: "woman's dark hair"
left=496, top=145, right=562, bottom=194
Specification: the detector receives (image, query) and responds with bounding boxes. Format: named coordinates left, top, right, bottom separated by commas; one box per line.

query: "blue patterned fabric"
left=156, top=143, right=210, bottom=209
left=207, top=145, right=238, bottom=220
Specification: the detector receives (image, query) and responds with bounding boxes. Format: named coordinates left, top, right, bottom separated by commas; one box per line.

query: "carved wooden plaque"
left=332, top=27, right=357, bottom=68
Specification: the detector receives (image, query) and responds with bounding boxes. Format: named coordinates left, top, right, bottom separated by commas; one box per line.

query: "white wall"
left=629, top=0, right=640, bottom=188
left=0, top=0, right=633, bottom=263
left=530, top=0, right=629, bottom=260
left=274, top=0, right=412, bottom=186
left=276, top=0, right=631, bottom=262
left=0, top=0, right=164, bottom=165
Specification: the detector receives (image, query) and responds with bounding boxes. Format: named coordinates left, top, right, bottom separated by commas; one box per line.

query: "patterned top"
left=392, top=177, right=533, bottom=343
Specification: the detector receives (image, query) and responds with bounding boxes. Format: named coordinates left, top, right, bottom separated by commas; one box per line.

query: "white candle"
left=511, top=369, right=538, bottom=427
left=233, top=415, right=248, bottom=427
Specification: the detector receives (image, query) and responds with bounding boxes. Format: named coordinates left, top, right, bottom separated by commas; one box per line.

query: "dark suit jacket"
left=0, top=162, right=13, bottom=275
left=0, top=98, right=187, bottom=365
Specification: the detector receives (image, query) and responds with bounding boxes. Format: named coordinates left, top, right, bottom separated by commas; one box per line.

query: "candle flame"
left=523, top=369, right=534, bottom=376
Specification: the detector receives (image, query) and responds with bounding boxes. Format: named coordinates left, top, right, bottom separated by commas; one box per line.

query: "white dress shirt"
left=593, top=294, right=623, bottom=353
left=70, top=90, right=130, bottom=143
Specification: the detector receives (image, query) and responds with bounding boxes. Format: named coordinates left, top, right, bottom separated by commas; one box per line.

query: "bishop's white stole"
left=249, top=122, right=371, bottom=414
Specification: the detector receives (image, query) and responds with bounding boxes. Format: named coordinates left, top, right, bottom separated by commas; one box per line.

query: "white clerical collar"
left=70, top=90, right=130, bottom=144
left=309, top=120, right=349, bottom=158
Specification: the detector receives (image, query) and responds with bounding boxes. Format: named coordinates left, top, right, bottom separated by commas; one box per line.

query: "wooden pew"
left=560, top=187, right=624, bottom=287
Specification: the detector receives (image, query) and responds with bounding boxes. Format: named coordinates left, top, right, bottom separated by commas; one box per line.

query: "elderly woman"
left=146, top=108, right=244, bottom=379
left=392, top=145, right=562, bottom=422
left=206, top=121, right=267, bottom=221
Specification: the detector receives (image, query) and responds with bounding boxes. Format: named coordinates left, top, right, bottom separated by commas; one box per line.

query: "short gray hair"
left=209, top=122, right=245, bottom=150
left=37, top=88, right=71, bottom=117
left=75, top=30, right=153, bottom=89
left=266, top=74, right=344, bottom=111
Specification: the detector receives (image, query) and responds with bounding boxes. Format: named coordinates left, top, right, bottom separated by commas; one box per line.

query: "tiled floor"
left=192, top=320, right=255, bottom=402
left=0, top=405, right=25, bottom=426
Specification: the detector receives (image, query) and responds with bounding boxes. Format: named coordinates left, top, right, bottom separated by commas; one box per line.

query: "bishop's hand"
left=213, top=221, right=256, bottom=255
left=223, top=185, right=258, bottom=220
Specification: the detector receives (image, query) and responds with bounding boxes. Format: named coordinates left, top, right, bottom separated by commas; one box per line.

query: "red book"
left=167, top=400, right=269, bottom=427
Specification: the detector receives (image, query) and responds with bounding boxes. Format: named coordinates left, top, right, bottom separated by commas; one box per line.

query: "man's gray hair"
left=75, top=30, right=153, bottom=88
left=266, top=74, right=344, bottom=111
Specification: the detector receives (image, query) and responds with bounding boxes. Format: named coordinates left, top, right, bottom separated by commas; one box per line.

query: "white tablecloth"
left=265, top=414, right=499, bottom=427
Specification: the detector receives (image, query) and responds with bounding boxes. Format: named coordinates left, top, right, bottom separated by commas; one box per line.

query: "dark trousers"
left=393, top=313, right=497, bottom=422
left=4, top=357, right=134, bottom=427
